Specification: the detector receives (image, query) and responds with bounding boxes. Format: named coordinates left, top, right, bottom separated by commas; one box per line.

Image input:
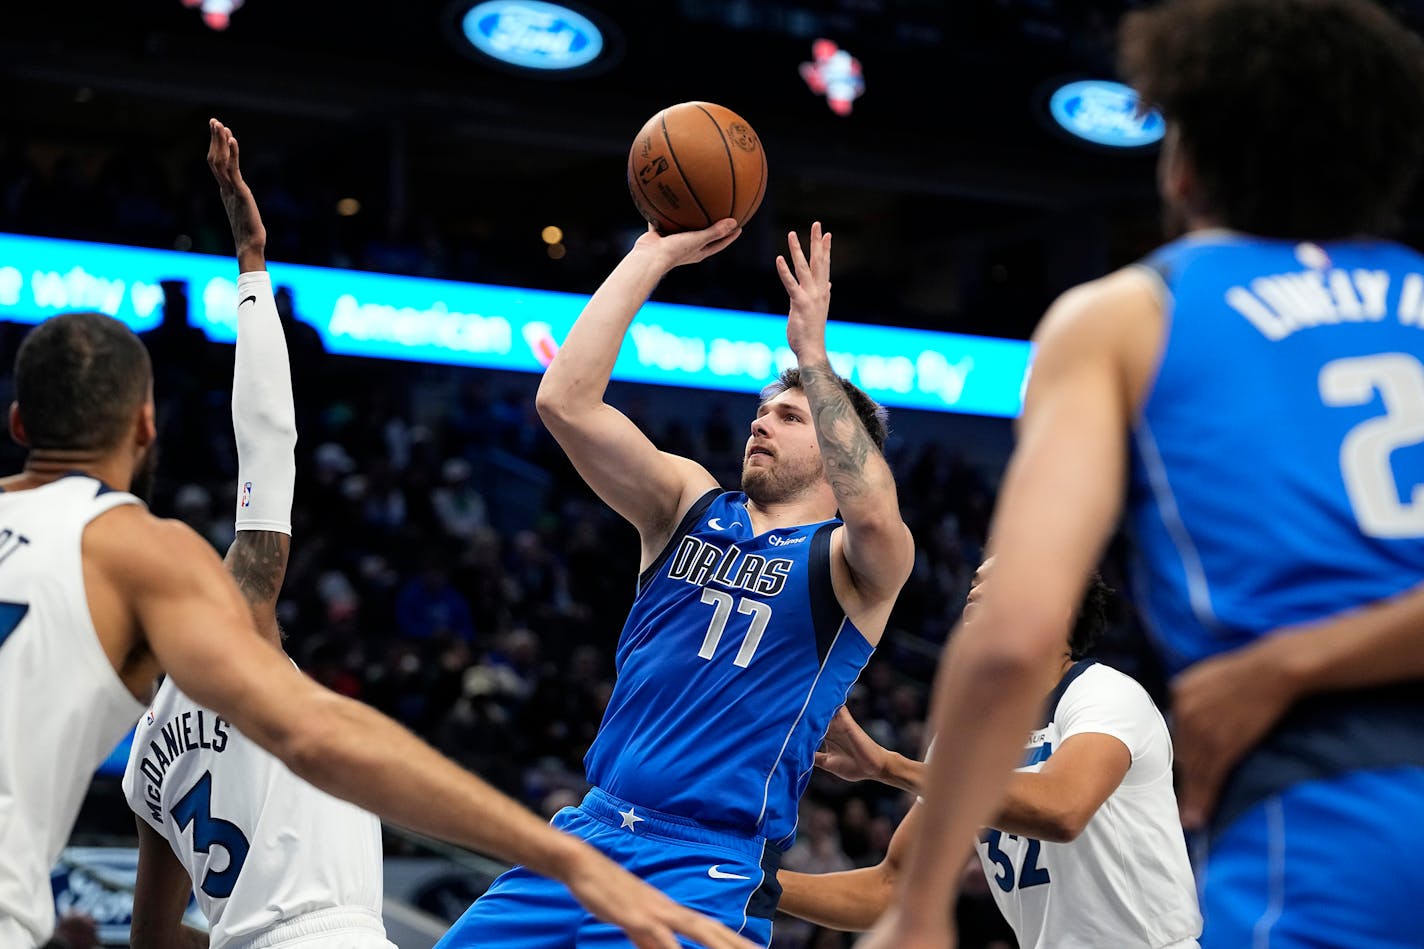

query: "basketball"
left=626, top=101, right=768, bottom=234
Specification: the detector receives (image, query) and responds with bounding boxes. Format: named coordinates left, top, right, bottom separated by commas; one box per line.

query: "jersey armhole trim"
left=636, top=488, right=721, bottom=595
left=808, top=523, right=843, bottom=664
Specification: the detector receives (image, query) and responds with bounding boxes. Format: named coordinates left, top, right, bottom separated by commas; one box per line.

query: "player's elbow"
left=1032, top=797, right=1098, bottom=843
left=534, top=375, right=587, bottom=425
left=262, top=691, right=346, bottom=783
left=533, top=382, right=568, bottom=423
left=1036, top=810, right=1089, bottom=843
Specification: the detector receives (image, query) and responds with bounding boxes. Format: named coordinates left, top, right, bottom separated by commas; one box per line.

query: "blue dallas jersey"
left=1127, top=231, right=1424, bottom=832
left=584, top=490, right=873, bottom=849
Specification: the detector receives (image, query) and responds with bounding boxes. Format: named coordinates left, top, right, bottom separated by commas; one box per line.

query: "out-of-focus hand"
left=632, top=219, right=741, bottom=272
left=776, top=221, right=832, bottom=360
left=206, top=118, right=267, bottom=269
left=564, top=846, right=759, bottom=949
left=46, top=912, right=99, bottom=949
left=815, top=706, right=893, bottom=784
left=1170, top=638, right=1296, bottom=830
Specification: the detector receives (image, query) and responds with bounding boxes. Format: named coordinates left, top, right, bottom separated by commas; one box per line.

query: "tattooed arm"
left=211, top=119, right=296, bottom=645
left=223, top=531, right=291, bottom=641
left=777, top=222, right=914, bottom=601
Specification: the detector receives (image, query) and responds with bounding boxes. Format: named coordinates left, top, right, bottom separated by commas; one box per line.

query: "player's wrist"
left=1255, top=628, right=1317, bottom=701
left=236, top=244, right=267, bottom=273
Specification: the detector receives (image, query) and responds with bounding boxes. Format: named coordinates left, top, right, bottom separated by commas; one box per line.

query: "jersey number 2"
left=984, top=830, right=1051, bottom=892
left=172, top=771, right=250, bottom=899
left=1320, top=352, right=1424, bottom=538
left=697, top=589, right=772, bottom=668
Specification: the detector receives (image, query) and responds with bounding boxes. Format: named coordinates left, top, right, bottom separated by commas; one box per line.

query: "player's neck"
left=2, top=451, right=131, bottom=493
left=744, top=494, right=837, bottom=531
left=1042, top=653, right=1076, bottom=697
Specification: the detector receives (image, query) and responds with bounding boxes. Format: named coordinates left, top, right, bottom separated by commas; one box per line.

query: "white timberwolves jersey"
left=0, top=476, right=146, bottom=947
left=974, top=661, right=1201, bottom=949
left=122, top=672, right=392, bottom=949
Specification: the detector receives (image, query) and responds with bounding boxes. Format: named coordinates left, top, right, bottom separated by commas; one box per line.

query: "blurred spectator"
left=396, top=559, right=476, bottom=643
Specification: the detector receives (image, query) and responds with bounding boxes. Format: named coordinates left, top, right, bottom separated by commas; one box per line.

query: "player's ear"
left=8, top=403, right=28, bottom=448
left=135, top=399, right=156, bottom=450
left=1158, top=125, right=1194, bottom=211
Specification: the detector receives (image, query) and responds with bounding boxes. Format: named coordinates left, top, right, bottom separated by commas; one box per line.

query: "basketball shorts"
left=1198, top=767, right=1424, bottom=949
left=434, top=787, right=781, bottom=948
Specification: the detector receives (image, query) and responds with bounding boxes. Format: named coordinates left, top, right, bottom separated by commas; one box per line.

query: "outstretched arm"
left=818, top=707, right=1132, bottom=843
left=777, top=801, right=921, bottom=932
left=1172, top=578, right=1424, bottom=828
left=208, top=119, right=294, bottom=639
left=778, top=223, right=914, bottom=602
left=101, top=509, right=753, bottom=949
left=535, top=223, right=737, bottom=564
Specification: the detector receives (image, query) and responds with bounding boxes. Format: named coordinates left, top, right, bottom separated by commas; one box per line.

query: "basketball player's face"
left=962, top=556, right=995, bottom=624
left=741, top=389, right=824, bottom=504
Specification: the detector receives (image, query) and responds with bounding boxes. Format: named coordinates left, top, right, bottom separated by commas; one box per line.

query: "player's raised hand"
left=815, top=706, right=893, bottom=784
left=1170, top=640, right=1296, bottom=830
left=634, top=218, right=741, bottom=270
left=777, top=221, right=832, bottom=359
left=563, top=853, right=759, bottom=949
left=207, top=118, right=267, bottom=269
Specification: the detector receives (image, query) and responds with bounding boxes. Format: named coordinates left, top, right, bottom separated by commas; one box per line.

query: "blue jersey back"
left=1128, top=232, right=1424, bottom=675
left=584, top=490, right=872, bottom=848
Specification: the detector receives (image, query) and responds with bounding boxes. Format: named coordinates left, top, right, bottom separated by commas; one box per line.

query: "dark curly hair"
left=759, top=367, right=889, bottom=452
left=1119, top=0, right=1424, bottom=238
left=1070, top=572, right=1113, bottom=661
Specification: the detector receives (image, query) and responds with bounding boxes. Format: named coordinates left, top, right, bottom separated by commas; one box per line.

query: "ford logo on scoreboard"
left=458, top=0, right=606, bottom=72
left=1049, top=80, right=1165, bottom=148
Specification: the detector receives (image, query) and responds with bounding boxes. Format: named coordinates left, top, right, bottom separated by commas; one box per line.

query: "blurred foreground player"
left=121, top=120, right=389, bottom=948
left=436, top=221, right=914, bottom=949
left=866, top=1, right=1424, bottom=947
left=0, top=119, right=756, bottom=949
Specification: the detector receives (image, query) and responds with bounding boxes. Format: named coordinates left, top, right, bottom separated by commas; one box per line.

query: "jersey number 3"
left=172, top=771, right=251, bottom=899
left=1320, top=352, right=1424, bottom=538
left=0, top=602, right=28, bottom=652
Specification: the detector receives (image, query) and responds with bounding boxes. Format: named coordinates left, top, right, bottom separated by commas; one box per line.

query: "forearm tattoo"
left=226, top=530, right=289, bottom=608
left=800, top=362, right=876, bottom=500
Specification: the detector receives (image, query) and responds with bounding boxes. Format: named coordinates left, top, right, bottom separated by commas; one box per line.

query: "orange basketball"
left=626, top=101, right=768, bottom=234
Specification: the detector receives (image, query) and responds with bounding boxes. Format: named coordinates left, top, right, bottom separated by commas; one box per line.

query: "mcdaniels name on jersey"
left=135, top=708, right=232, bottom=822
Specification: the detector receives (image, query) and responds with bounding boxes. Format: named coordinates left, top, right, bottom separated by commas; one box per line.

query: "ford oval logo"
left=461, top=1, right=604, bottom=71
left=1049, top=80, right=1165, bottom=148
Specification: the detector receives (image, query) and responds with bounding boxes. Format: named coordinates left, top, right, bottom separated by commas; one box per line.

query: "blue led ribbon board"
left=0, top=232, right=1032, bottom=418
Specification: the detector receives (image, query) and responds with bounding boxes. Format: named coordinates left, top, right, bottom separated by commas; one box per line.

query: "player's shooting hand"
left=777, top=222, right=832, bottom=360
left=564, top=849, right=759, bottom=949
left=207, top=118, right=267, bottom=270
left=815, top=706, right=892, bottom=784
left=634, top=219, right=741, bottom=271
left=1170, top=640, right=1295, bottom=830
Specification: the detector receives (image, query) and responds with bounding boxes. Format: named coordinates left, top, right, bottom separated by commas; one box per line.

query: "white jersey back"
left=974, top=661, right=1202, bottom=949
left=122, top=673, right=391, bottom=949
left=0, top=476, right=146, bottom=946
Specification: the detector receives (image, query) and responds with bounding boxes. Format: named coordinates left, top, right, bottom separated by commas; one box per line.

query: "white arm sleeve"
left=232, top=270, right=297, bottom=534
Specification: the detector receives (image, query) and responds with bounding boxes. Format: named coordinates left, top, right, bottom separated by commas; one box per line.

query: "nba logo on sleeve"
left=240, top=482, right=253, bottom=508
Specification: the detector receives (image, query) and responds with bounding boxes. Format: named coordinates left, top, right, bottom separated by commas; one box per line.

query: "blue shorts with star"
left=433, top=788, right=781, bottom=948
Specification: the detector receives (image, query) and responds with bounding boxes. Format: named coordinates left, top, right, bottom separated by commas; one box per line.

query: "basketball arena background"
left=5, top=2, right=1424, bottom=947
